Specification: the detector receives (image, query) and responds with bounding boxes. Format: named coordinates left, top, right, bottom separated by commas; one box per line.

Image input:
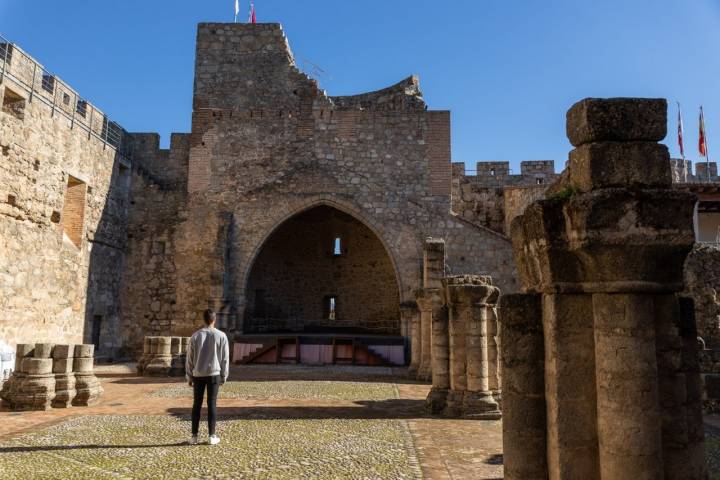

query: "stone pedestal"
left=501, top=97, right=707, bottom=479
left=52, top=344, right=76, bottom=408
left=73, top=344, right=102, bottom=406
left=1, top=344, right=56, bottom=411
left=137, top=336, right=191, bottom=377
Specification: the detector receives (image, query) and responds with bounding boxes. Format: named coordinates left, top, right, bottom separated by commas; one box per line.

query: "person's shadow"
left=0, top=442, right=190, bottom=453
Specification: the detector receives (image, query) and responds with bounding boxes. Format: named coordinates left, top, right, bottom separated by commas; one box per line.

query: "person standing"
left=186, top=309, right=229, bottom=445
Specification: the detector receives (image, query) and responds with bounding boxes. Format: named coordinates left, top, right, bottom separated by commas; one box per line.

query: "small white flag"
left=234, top=0, right=240, bottom=22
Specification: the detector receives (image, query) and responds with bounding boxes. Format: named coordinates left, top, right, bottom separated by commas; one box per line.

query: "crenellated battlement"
left=453, top=160, right=559, bottom=187
left=670, top=158, right=719, bottom=183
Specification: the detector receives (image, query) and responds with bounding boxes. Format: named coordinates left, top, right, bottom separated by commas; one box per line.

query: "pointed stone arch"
left=242, top=198, right=403, bottom=334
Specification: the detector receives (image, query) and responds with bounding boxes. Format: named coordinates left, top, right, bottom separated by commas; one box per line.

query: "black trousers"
left=191, top=375, right=220, bottom=436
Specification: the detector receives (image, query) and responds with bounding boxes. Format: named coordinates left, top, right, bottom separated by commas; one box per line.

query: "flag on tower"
left=249, top=2, right=257, bottom=23
left=700, top=106, right=708, bottom=158
left=677, top=103, right=685, bottom=160
left=234, top=0, right=240, bottom=23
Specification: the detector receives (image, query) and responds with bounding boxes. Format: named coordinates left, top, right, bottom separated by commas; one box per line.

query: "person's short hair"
left=203, top=309, right=216, bottom=325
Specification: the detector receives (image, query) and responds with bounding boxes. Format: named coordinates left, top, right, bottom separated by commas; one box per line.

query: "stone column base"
left=426, top=388, right=449, bottom=414
left=463, top=391, right=502, bottom=420
left=443, top=389, right=465, bottom=417
left=52, top=374, right=77, bottom=408
left=492, top=389, right=502, bottom=410
left=73, top=373, right=103, bottom=406
left=6, top=374, right=56, bottom=411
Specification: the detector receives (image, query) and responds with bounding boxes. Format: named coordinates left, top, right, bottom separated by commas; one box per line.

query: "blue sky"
left=2, top=0, right=719, bottom=173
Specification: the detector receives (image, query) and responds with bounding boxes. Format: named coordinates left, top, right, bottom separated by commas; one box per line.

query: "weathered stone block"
left=14, top=344, right=35, bottom=371
left=73, top=357, right=94, bottom=373
left=74, top=344, right=94, bottom=359
left=33, top=343, right=54, bottom=358
left=53, top=357, right=74, bottom=374
left=73, top=373, right=102, bottom=406
left=52, top=374, right=76, bottom=408
left=568, top=142, right=671, bottom=192
left=22, top=358, right=53, bottom=375
left=52, top=344, right=74, bottom=359
left=566, top=97, right=666, bottom=147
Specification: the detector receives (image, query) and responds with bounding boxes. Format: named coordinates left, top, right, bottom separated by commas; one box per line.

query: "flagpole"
left=678, top=102, right=687, bottom=183
left=703, top=106, right=711, bottom=182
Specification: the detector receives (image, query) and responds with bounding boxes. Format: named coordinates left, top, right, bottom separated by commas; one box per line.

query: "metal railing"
left=0, top=34, right=125, bottom=150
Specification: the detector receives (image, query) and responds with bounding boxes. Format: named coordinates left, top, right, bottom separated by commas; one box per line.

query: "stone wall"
left=0, top=46, right=131, bottom=356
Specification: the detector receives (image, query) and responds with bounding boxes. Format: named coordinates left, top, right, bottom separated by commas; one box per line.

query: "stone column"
left=52, top=344, right=77, bottom=408
left=73, top=344, right=103, bottom=406
left=407, top=305, right=422, bottom=377
left=400, top=302, right=418, bottom=372
left=444, top=275, right=501, bottom=419
left=499, top=293, right=547, bottom=480
left=421, top=288, right=449, bottom=413
left=487, top=306, right=501, bottom=406
left=9, top=343, right=56, bottom=411
left=504, top=97, right=705, bottom=478
left=415, top=290, right=433, bottom=381
left=657, top=296, right=708, bottom=479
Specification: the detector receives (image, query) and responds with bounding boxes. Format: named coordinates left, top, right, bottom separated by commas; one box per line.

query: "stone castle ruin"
left=0, top=21, right=715, bottom=475
left=0, top=23, right=522, bottom=360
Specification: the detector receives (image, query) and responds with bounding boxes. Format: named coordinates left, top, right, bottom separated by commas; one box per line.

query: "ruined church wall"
left=0, top=72, right=130, bottom=353
left=156, top=23, right=516, bottom=337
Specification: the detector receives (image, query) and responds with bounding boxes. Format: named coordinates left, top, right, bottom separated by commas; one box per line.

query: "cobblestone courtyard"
left=0, top=365, right=505, bottom=479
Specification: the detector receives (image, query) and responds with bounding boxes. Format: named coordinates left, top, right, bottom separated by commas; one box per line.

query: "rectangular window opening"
left=76, top=99, right=88, bottom=118
left=0, top=43, right=13, bottom=64
left=41, top=72, right=55, bottom=94
left=333, top=236, right=342, bottom=256
left=2, top=87, right=25, bottom=120
left=325, top=296, right=337, bottom=321
left=61, top=175, right=87, bottom=248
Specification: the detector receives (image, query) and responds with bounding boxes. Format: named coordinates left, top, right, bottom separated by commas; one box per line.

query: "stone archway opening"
left=244, top=205, right=401, bottom=335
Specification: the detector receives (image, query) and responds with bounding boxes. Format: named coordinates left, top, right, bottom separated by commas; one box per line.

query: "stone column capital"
left=414, top=288, right=443, bottom=312
left=442, top=275, right=499, bottom=307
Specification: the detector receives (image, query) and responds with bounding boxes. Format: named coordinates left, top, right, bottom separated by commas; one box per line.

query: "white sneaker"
left=209, top=435, right=220, bottom=445
left=188, top=435, right=198, bottom=445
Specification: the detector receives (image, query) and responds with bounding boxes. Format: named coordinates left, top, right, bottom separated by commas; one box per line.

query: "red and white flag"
left=700, top=106, right=708, bottom=158
left=249, top=2, right=257, bottom=23
left=677, top=103, right=685, bottom=159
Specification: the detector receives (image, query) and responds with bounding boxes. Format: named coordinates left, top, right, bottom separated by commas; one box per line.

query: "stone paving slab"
left=0, top=414, right=421, bottom=480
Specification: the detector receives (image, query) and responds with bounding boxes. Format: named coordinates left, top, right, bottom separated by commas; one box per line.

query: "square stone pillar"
left=414, top=237, right=446, bottom=381
left=419, top=289, right=449, bottom=413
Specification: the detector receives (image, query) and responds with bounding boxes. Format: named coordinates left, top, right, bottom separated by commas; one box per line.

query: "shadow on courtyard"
left=165, top=398, right=482, bottom=421
left=0, top=442, right=189, bottom=453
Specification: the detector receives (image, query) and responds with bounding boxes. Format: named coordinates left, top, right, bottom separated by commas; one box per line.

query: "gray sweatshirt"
left=185, top=327, right=230, bottom=382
